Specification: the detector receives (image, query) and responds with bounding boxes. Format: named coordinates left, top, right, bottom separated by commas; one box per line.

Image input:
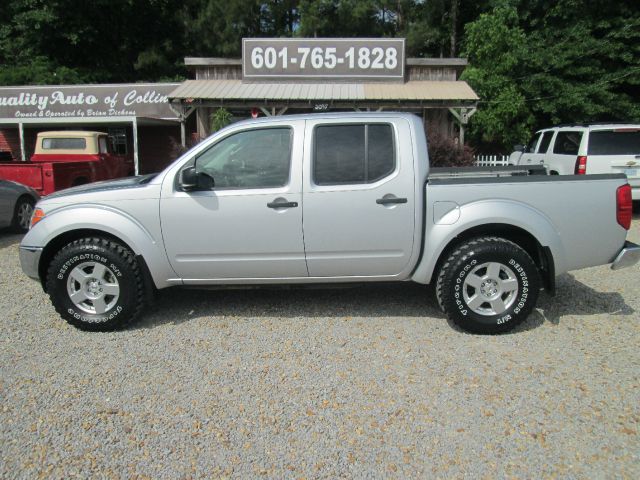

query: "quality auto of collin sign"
left=0, top=83, right=180, bottom=121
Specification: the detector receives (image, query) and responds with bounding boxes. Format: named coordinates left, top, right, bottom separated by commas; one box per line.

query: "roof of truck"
left=535, top=124, right=640, bottom=133
left=36, top=131, right=107, bottom=137
left=232, top=111, right=423, bottom=128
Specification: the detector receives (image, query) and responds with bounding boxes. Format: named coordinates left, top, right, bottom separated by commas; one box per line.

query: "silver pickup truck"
left=19, top=113, right=640, bottom=334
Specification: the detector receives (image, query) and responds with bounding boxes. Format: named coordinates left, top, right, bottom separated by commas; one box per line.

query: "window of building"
left=195, top=127, right=292, bottom=189
left=108, top=128, right=128, bottom=155
left=313, top=124, right=395, bottom=185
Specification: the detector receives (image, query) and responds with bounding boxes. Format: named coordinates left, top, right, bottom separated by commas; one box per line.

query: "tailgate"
left=587, top=153, right=640, bottom=180
left=0, top=163, right=44, bottom=190
left=587, top=128, right=640, bottom=182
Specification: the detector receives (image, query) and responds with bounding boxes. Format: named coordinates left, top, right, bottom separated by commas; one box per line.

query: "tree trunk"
left=396, top=0, right=404, bottom=31
left=450, top=0, right=459, bottom=57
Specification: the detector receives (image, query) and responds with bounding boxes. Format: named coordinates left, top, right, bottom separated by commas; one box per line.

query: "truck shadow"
left=136, top=282, right=442, bottom=330
left=532, top=273, right=634, bottom=327
left=0, top=230, right=23, bottom=249
left=136, top=273, right=634, bottom=333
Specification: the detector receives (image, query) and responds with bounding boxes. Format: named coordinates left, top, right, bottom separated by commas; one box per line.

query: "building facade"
left=169, top=53, right=478, bottom=144
left=0, top=83, right=195, bottom=174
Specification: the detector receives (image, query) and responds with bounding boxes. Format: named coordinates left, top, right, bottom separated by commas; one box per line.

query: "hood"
left=44, top=174, right=156, bottom=200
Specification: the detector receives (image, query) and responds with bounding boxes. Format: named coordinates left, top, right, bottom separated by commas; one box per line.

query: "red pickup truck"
left=0, top=131, right=134, bottom=196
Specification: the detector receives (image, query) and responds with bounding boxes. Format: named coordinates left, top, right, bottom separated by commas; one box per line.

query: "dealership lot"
left=1, top=214, right=639, bottom=478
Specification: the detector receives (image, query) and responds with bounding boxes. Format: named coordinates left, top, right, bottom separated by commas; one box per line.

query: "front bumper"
left=19, top=246, right=43, bottom=280
left=611, top=241, right=640, bottom=270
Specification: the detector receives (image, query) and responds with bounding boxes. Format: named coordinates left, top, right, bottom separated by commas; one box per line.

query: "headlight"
left=30, top=208, right=45, bottom=229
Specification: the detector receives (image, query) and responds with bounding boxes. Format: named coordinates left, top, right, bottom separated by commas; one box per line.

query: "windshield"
left=137, top=174, right=157, bottom=184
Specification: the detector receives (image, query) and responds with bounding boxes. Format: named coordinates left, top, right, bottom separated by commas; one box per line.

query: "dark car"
left=0, top=179, right=39, bottom=233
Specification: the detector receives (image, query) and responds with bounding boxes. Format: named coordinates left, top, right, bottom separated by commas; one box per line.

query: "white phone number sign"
left=242, top=38, right=405, bottom=81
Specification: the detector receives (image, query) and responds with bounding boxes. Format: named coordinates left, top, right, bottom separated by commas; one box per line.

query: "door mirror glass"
left=513, top=144, right=525, bottom=152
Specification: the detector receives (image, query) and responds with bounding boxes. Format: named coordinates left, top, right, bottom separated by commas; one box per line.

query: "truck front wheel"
left=436, top=237, right=540, bottom=334
left=46, top=237, right=145, bottom=331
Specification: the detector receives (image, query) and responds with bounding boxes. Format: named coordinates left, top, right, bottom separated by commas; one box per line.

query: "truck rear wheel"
left=436, top=237, right=540, bottom=334
left=46, top=237, right=145, bottom=331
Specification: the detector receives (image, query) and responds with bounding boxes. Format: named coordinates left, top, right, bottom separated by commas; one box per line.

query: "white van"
left=510, top=124, right=640, bottom=199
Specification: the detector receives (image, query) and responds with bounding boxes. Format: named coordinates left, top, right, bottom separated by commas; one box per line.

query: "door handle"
left=267, top=200, right=298, bottom=209
left=376, top=197, right=407, bottom=205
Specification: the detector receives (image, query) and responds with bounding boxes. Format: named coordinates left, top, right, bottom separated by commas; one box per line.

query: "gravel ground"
left=1, top=211, right=639, bottom=479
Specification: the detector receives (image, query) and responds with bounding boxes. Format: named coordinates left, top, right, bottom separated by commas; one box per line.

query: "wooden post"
left=18, top=122, right=26, bottom=161
left=132, top=117, right=139, bottom=175
left=448, top=107, right=477, bottom=146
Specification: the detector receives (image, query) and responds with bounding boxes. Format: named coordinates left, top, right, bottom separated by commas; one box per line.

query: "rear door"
left=301, top=118, right=416, bottom=278
left=546, top=130, right=584, bottom=174
left=586, top=128, right=640, bottom=197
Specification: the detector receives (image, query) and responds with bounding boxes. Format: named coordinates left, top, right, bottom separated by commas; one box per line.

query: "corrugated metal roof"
left=169, top=80, right=478, bottom=102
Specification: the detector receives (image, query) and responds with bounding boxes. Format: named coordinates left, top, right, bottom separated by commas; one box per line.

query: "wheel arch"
left=23, top=205, right=177, bottom=292
left=431, top=224, right=555, bottom=294
left=40, top=229, right=124, bottom=287
left=71, top=176, right=90, bottom=187
left=38, top=228, right=156, bottom=298
left=412, top=199, right=565, bottom=289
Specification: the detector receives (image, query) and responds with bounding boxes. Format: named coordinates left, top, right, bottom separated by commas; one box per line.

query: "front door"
left=160, top=122, right=307, bottom=281
left=301, top=119, right=416, bottom=278
left=522, top=130, right=554, bottom=167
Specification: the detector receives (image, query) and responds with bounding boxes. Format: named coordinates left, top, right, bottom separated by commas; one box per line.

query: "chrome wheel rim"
left=463, top=262, right=518, bottom=316
left=66, top=262, right=120, bottom=314
left=17, top=202, right=33, bottom=230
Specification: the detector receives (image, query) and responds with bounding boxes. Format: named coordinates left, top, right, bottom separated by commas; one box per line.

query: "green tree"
left=462, top=0, right=640, bottom=151
left=0, top=0, right=188, bottom=85
left=461, top=5, right=533, bottom=149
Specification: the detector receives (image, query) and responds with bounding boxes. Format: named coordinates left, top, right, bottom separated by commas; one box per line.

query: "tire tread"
left=436, top=236, right=540, bottom=334
left=45, top=237, right=145, bottom=331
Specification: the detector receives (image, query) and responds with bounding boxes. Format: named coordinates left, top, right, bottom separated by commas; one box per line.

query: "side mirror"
left=180, top=166, right=215, bottom=191
left=513, top=144, right=525, bottom=153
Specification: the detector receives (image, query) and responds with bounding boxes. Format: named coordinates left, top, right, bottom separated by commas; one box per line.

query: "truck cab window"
left=314, top=123, right=395, bottom=185
left=99, top=136, right=109, bottom=154
left=42, top=138, right=86, bottom=150
left=195, top=127, right=292, bottom=189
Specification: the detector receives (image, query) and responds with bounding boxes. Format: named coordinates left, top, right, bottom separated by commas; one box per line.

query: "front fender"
left=411, top=199, right=566, bottom=284
left=21, top=204, right=178, bottom=289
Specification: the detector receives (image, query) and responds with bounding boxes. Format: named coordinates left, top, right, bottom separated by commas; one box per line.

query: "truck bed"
left=428, top=164, right=546, bottom=179
left=425, top=173, right=629, bottom=275
left=0, top=162, right=44, bottom=191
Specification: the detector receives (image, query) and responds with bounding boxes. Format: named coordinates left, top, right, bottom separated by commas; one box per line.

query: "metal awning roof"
left=168, top=80, right=478, bottom=106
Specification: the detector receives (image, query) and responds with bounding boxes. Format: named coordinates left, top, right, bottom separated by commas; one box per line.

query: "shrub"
left=427, top=131, right=475, bottom=167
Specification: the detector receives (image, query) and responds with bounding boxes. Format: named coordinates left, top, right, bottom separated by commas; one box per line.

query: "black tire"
left=436, top=237, right=540, bottom=334
left=11, top=195, right=35, bottom=233
left=46, top=237, right=145, bottom=331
